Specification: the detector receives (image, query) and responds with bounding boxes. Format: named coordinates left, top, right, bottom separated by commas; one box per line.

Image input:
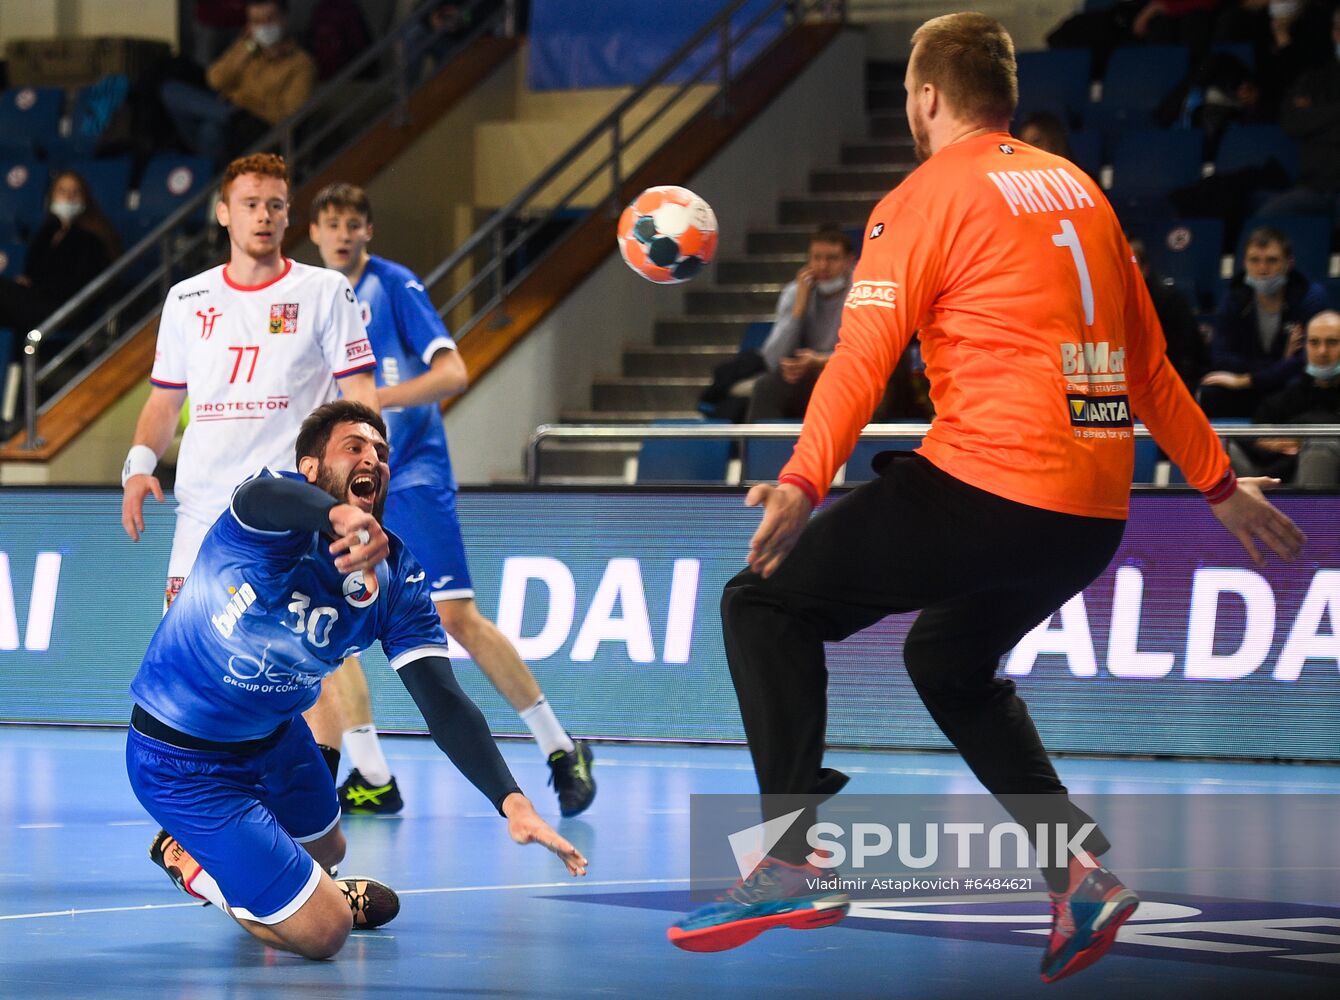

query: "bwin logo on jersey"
left=1067, top=394, right=1132, bottom=427
left=213, top=582, right=257, bottom=638
left=343, top=572, right=379, bottom=608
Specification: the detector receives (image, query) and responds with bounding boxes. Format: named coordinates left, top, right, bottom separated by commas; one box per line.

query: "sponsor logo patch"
left=845, top=280, right=898, bottom=310
left=1068, top=393, right=1132, bottom=427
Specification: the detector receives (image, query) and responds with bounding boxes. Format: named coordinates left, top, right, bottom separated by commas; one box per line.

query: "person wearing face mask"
left=746, top=226, right=857, bottom=421
left=0, top=170, right=121, bottom=336
left=1199, top=226, right=1327, bottom=419
left=1228, top=309, right=1340, bottom=483
left=160, top=0, right=316, bottom=163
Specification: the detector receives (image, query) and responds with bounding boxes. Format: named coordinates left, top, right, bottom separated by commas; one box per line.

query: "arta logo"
left=343, top=571, right=378, bottom=608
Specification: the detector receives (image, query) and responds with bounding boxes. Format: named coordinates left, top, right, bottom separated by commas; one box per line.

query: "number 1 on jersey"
left=1052, top=219, right=1095, bottom=327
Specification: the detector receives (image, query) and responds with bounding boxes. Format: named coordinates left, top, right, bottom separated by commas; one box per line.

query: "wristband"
left=121, top=445, right=158, bottom=487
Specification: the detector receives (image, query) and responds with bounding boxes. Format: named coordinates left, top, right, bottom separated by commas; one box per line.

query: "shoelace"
left=725, top=866, right=781, bottom=905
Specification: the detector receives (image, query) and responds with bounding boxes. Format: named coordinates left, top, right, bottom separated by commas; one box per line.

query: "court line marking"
left=0, top=879, right=690, bottom=922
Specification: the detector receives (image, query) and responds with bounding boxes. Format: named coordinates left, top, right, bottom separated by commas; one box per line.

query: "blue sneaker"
left=1040, top=852, right=1139, bottom=983
left=667, top=857, right=849, bottom=952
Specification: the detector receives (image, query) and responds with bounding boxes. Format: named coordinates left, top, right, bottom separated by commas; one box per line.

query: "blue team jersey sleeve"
left=380, top=535, right=450, bottom=666
left=218, top=470, right=315, bottom=600
left=386, top=264, right=457, bottom=365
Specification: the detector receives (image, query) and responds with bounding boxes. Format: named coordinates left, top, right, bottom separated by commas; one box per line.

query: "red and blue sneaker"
left=667, top=856, right=849, bottom=952
left=1040, top=852, right=1140, bottom=983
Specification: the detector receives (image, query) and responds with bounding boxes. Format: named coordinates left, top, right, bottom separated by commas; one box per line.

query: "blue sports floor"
left=1, top=727, right=1337, bottom=999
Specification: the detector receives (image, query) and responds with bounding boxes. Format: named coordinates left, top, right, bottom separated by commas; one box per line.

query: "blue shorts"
left=383, top=485, right=474, bottom=601
left=125, top=714, right=340, bottom=924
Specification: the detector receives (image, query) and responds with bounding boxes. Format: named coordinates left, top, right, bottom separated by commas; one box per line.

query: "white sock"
left=520, top=696, right=574, bottom=757
left=343, top=725, right=392, bottom=785
left=188, top=868, right=228, bottom=909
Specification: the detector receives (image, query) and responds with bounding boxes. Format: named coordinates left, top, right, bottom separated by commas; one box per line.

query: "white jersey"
left=150, top=258, right=375, bottom=525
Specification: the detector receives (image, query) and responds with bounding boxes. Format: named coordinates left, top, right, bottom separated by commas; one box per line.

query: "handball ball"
left=617, top=185, right=718, bottom=284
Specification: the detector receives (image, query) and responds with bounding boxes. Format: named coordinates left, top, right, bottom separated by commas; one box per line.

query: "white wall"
left=0, top=0, right=178, bottom=48
left=443, top=29, right=868, bottom=483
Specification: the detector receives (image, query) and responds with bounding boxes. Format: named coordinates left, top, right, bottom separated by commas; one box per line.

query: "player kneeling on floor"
left=126, top=400, right=587, bottom=960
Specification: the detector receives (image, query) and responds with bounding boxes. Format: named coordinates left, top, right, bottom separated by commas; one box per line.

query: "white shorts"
left=164, top=510, right=214, bottom=609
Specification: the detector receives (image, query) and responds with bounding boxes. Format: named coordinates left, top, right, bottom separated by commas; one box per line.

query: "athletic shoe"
left=337, top=769, right=404, bottom=815
left=667, top=856, right=849, bottom=952
left=148, top=828, right=209, bottom=904
left=337, top=876, right=400, bottom=929
left=547, top=739, right=596, bottom=817
left=1040, top=852, right=1140, bottom=983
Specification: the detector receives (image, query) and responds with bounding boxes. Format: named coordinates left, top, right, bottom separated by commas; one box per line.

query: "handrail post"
left=21, top=331, right=45, bottom=451
left=526, top=432, right=541, bottom=484
left=392, top=34, right=411, bottom=127
left=158, top=231, right=173, bottom=301
left=489, top=226, right=511, bottom=328
left=503, top=0, right=518, bottom=37
left=717, top=14, right=732, bottom=116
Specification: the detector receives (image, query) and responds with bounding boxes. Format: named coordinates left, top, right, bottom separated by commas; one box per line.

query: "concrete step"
left=841, top=138, right=918, bottom=166
left=591, top=377, right=709, bottom=411
left=778, top=193, right=880, bottom=226
left=624, top=344, right=737, bottom=378
left=532, top=440, right=638, bottom=481
left=744, top=226, right=825, bottom=255
left=654, top=315, right=770, bottom=348
left=685, top=285, right=784, bottom=314
left=869, top=112, right=911, bottom=140
left=867, top=79, right=906, bottom=112
left=867, top=60, right=906, bottom=83
left=810, top=165, right=911, bottom=194
left=714, top=254, right=804, bottom=284
left=559, top=408, right=704, bottom=423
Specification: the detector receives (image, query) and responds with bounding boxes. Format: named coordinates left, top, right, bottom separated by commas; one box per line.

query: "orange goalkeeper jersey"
left=780, top=131, right=1231, bottom=519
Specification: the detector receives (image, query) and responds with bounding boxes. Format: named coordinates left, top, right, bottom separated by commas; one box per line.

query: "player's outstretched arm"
left=501, top=792, right=588, bottom=876
left=378, top=348, right=468, bottom=410
left=121, top=386, right=184, bottom=541
left=396, top=654, right=587, bottom=876
left=1210, top=476, right=1307, bottom=568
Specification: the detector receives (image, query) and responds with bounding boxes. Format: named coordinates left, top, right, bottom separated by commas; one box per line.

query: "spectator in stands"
left=1131, top=237, right=1210, bottom=389
left=1131, top=0, right=1219, bottom=55
left=1200, top=225, right=1327, bottom=417
left=307, top=0, right=372, bottom=81
left=1228, top=309, right=1340, bottom=483
left=1258, top=6, right=1340, bottom=222
left=697, top=226, right=854, bottom=422
left=1017, top=111, right=1072, bottom=157
left=160, top=0, right=316, bottom=162
left=0, top=171, right=120, bottom=334
left=749, top=225, right=856, bottom=420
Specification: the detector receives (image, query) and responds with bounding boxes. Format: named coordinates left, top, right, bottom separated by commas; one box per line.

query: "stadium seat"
left=132, top=154, right=213, bottom=237
left=0, top=86, right=64, bottom=157
left=1110, top=129, right=1203, bottom=199
left=1237, top=214, right=1332, bottom=284
left=1215, top=125, right=1299, bottom=182
left=1015, top=49, right=1091, bottom=126
left=0, top=241, right=26, bottom=279
left=1132, top=438, right=1160, bottom=484
left=1141, top=218, right=1225, bottom=313
left=68, top=155, right=133, bottom=237
left=1067, top=129, right=1104, bottom=180
left=742, top=420, right=800, bottom=483
left=636, top=419, right=731, bottom=483
left=1325, top=276, right=1340, bottom=309
left=0, top=158, right=51, bottom=237
left=62, top=75, right=130, bottom=159
left=1102, top=46, right=1189, bottom=115
left=739, top=320, right=772, bottom=353
left=844, top=429, right=922, bottom=484
left=1210, top=41, right=1254, bottom=70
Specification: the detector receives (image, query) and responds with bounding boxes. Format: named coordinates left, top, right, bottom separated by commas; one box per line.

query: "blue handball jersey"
left=130, top=472, right=449, bottom=742
left=356, top=256, right=457, bottom=493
